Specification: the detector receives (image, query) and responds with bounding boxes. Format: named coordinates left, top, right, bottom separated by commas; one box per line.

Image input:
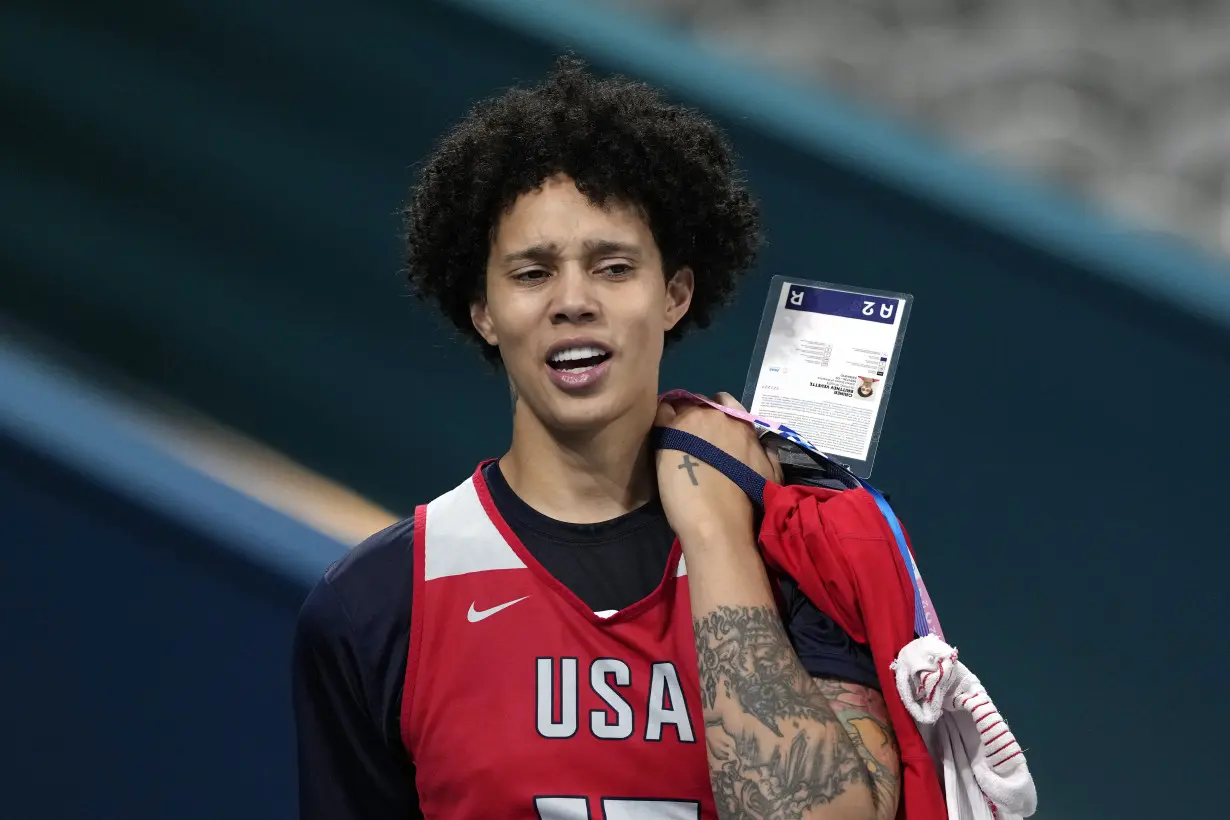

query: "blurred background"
left=2, top=0, right=1228, bottom=818
left=612, top=0, right=1230, bottom=257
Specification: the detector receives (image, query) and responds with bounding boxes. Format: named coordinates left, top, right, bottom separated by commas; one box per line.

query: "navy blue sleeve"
left=779, top=575, right=881, bottom=690
left=292, top=519, right=421, bottom=820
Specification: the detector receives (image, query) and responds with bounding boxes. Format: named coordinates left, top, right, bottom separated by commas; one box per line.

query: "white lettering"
left=590, top=659, right=634, bottom=740
left=536, top=657, right=578, bottom=738
left=645, top=662, right=695, bottom=742
left=536, top=797, right=700, bottom=819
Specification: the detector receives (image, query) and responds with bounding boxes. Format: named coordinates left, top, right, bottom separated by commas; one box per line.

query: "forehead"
left=490, top=176, right=654, bottom=254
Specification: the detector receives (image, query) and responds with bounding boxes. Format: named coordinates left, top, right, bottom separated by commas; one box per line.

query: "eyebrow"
left=500, top=239, right=642, bottom=265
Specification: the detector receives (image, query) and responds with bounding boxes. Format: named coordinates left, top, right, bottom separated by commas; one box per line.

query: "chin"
left=543, top=394, right=625, bottom=434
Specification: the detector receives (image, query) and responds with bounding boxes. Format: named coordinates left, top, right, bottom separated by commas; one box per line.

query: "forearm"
left=812, top=679, right=902, bottom=820
left=682, top=530, right=876, bottom=820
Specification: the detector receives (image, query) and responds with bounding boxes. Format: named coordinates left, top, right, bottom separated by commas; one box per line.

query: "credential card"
left=741, top=277, right=913, bottom=478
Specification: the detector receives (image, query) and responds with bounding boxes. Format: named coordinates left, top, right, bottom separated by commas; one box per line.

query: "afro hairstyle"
left=403, top=55, right=762, bottom=363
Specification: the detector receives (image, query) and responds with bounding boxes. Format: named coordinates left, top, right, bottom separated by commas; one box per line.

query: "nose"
left=550, top=265, right=600, bottom=326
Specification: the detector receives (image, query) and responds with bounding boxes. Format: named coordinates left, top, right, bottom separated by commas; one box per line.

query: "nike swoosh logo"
left=467, top=596, right=529, bottom=623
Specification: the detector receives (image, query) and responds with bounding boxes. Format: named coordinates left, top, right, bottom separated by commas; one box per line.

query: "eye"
left=512, top=268, right=550, bottom=283
left=599, top=263, right=634, bottom=277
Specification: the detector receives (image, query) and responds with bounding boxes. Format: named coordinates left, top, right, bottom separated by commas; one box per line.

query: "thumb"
left=654, top=401, right=678, bottom=427
left=764, top=440, right=783, bottom=484
left=712, top=391, right=747, bottom=412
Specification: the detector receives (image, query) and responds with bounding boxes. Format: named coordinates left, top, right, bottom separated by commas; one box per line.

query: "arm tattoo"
left=693, top=606, right=868, bottom=820
left=678, top=454, right=700, bottom=485
left=813, top=679, right=901, bottom=820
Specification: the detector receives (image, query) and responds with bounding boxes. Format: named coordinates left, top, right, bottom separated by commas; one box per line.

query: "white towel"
left=891, top=635, right=1037, bottom=820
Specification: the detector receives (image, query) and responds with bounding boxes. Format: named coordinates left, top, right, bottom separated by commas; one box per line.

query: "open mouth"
left=547, top=345, right=612, bottom=374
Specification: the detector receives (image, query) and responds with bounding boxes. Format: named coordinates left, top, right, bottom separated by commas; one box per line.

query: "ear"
left=470, top=298, right=499, bottom=347
left=663, top=267, right=694, bottom=332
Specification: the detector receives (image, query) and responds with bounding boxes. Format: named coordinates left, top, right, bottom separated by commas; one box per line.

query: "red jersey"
left=400, top=464, right=716, bottom=820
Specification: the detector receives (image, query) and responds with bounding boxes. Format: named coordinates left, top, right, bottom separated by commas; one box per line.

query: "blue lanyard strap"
left=653, top=427, right=768, bottom=503
left=860, top=481, right=929, bottom=638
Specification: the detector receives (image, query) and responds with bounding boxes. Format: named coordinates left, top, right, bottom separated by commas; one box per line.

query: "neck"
left=500, top=396, right=658, bottom=524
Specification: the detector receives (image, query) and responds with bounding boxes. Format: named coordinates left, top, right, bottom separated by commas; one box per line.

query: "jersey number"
left=535, top=796, right=700, bottom=819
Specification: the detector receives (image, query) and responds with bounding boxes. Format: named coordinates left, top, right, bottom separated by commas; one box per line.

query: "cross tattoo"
left=678, top=454, right=699, bottom=485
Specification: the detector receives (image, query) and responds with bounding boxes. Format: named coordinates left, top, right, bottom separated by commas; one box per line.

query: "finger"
left=762, top=435, right=780, bottom=460
left=764, top=441, right=784, bottom=484
left=712, top=391, right=747, bottom=412
left=654, top=402, right=677, bottom=426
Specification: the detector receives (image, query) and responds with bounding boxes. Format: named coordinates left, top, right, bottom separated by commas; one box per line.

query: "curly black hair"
left=403, top=55, right=762, bottom=363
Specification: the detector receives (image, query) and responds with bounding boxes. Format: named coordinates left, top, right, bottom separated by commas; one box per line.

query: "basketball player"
left=292, top=57, right=901, bottom=820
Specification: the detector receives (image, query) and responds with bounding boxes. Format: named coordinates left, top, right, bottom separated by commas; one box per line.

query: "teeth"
left=550, top=345, right=608, bottom=363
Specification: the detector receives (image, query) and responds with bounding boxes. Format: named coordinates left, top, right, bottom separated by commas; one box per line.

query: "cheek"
left=622, top=307, right=668, bottom=356
left=486, top=299, right=537, bottom=352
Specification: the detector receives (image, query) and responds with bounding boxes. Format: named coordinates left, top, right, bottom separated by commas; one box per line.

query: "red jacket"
left=759, top=481, right=947, bottom=820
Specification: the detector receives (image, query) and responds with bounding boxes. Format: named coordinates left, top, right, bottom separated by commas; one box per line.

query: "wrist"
left=677, top=525, right=775, bottom=610
left=675, top=517, right=756, bottom=556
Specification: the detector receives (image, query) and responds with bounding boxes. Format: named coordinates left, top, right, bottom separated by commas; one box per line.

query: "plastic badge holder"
left=741, top=276, right=913, bottom=479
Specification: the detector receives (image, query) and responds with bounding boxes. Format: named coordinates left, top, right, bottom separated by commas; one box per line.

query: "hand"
left=654, top=392, right=782, bottom=549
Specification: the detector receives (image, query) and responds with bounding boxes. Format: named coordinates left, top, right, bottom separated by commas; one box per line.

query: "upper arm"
left=292, top=578, right=420, bottom=820
left=812, top=677, right=901, bottom=820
